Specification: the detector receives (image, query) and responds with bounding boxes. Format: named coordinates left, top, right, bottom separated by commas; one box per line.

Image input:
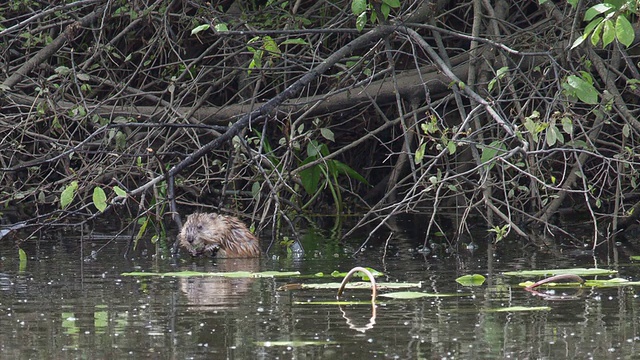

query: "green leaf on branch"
left=615, top=15, right=634, bottom=47
left=333, top=160, right=369, bottom=185
left=480, top=141, right=507, bottom=171
left=563, top=75, right=598, bottom=104
left=381, top=3, right=391, bottom=19
left=601, top=19, right=615, bottom=47
left=356, top=12, right=367, bottom=31
left=60, top=181, right=78, bottom=209
left=584, top=3, right=614, bottom=21
left=351, top=0, right=366, bottom=15
left=93, top=186, right=107, bottom=212
left=113, top=186, right=127, bottom=197
left=191, top=24, right=210, bottom=35
left=415, top=142, right=426, bottom=164
left=281, top=38, right=309, bottom=46
left=300, top=157, right=321, bottom=195
left=320, top=128, right=335, bottom=142
left=214, top=23, right=228, bottom=32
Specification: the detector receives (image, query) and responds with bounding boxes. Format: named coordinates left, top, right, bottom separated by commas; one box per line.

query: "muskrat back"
left=178, top=212, right=260, bottom=258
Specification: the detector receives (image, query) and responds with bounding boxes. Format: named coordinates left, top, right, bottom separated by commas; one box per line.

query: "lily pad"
left=278, top=281, right=421, bottom=291
left=489, top=306, right=551, bottom=312
left=520, top=278, right=640, bottom=288
left=331, top=268, right=383, bottom=279
left=378, top=291, right=466, bottom=299
left=503, top=268, right=617, bottom=277
left=257, top=340, right=336, bottom=347
left=294, top=300, right=374, bottom=305
left=455, top=274, right=486, bottom=286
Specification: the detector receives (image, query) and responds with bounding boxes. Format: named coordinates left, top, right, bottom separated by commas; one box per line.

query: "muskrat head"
left=178, top=212, right=261, bottom=258
left=178, top=213, right=225, bottom=256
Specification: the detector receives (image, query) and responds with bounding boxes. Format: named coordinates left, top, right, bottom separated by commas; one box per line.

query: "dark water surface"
left=1, top=230, right=639, bottom=359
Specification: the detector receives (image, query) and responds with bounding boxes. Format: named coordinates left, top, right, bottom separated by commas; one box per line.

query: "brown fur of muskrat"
left=178, top=213, right=260, bottom=258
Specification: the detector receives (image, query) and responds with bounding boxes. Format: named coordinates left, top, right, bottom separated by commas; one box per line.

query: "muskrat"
left=178, top=212, right=260, bottom=258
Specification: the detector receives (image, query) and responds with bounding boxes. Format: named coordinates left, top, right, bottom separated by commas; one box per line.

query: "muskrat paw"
left=203, top=244, right=220, bottom=255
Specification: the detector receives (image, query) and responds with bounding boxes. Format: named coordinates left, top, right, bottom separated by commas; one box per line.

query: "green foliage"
left=113, top=186, right=127, bottom=197
left=246, top=36, right=302, bottom=73
left=571, top=1, right=636, bottom=49
left=455, top=274, right=486, bottom=286
left=350, top=0, right=401, bottom=31
left=18, top=248, right=27, bottom=272
left=190, top=23, right=210, bottom=35
left=299, top=139, right=368, bottom=214
left=415, top=115, right=458, bottom=165
left=562, top=73, right=599, bottom=104
left=488, top=224, right=510, bottom=242
left=92, top=186, right=107, bottom=212
left=480, top=141, right=507, bottom=171
left=60, top=181, right=78, bottom=209
left=488, top=66, right=509, bottom=92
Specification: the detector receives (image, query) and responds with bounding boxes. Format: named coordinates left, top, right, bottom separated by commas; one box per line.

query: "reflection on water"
left=0, top=232, right=638, bottom=359
left=180, top=258, right=259, bottom=309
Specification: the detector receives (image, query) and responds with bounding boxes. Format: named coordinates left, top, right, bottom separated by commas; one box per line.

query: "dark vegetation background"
left=1, top=0, right=640, bottom=252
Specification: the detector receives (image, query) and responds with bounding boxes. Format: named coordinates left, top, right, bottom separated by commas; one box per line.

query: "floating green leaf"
left=456, top=274, right=486, bottom=286
left=295, top=300, right=375, bottom=305
left=378, top=291, right=464, bottom=299
left=520, top=278, right=640, bottom=288
left=503, top=268, right=617, bottom=277
left=490, top=306, right=551, bottom=312
left=257, top=340, right=336, bottom=347
left=19, top=248, right=27, bottom=272
left=282, top=282, right=421, bottom=291
left=331, top=268, right=383, bottom=278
